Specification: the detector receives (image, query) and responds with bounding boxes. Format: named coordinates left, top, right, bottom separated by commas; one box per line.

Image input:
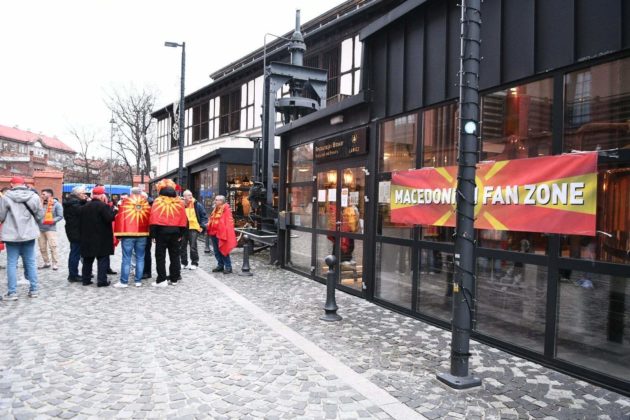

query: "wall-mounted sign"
left=314, top=128, right=368, bottom=162
left=390, top=153, right=598, bottom=236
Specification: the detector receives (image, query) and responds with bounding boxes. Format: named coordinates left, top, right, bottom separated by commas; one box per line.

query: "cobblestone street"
left=0, top=225, right=628, bottom=419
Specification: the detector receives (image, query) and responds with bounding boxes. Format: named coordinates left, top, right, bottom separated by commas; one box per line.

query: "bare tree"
left=105, top=87, right=157, bottom=179
left=68, top=126, right=100, bottom=184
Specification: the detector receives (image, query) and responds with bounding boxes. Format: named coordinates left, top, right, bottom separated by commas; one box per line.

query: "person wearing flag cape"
left=37, top=188, right=63, bottom=270
left=149, top=179, right=187, bottom=287
left=207, top=195, right=237, bottom=274
left=113, top=187, right=151, bottom=288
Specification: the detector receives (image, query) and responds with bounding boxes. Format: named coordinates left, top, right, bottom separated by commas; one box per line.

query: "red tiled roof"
left=0, top=124, right=76, bottom=153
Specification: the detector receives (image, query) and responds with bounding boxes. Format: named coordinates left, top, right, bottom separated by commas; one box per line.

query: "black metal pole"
left=239, top=237, right=254, bottom=277
left=320, top=255, right=342, bottom=322
left=178, top=42, right=186, bottom=188
left=437, top=0, right=482, bottom=390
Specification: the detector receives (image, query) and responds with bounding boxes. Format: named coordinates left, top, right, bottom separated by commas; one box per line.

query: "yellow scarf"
left=43, top=200, right=54, bottom=225
left=185, top=199, right=202, bottom=232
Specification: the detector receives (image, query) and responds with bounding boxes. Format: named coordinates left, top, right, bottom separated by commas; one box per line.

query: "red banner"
left=114, top=196, right=151, bottom=237
left=390, top=153, right=597, bottom=236
left=149, top=196, right=187, bottom=228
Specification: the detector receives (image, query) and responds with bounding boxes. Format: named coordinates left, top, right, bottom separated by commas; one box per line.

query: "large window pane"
left=422, top=103, right=458, bottom=167
left=286, top=230, right=312, bottom=274
left=316, top=234, right=335, bottom=277
left=375, top=243, right=412, bottom=309
left=420, top=226, right=455, bottom=243
left=288, top=143, right=313, bottom=183
left=377, top=203, right=413, bottom=239
left=379, top=114, right=417, bottom=172
left=339, top=238, right=363, bottom=292
left=287, top=186, right=312, bottom=228
left=481, top=79, right=553, bottom=161
left=476, top=258, right=547, bottom=352
left=478, top=229, right=548, bottom=255
left=557, top=271, right=630, bottom=381
left=417, top=249, right=454, bottom=321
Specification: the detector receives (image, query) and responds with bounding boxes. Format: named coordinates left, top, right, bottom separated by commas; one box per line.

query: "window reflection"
left=288, top=143, right=313, bottom=183
left=287, top=186, right=312, bottom=227
left=375, top=243, right=412, bottom=309
left=422, top=103, right=458, bottom=167
left=287, top=231, right=312, bottom=274
left=417, top=249, right=454, bottom=321
left=380, top=114, right=417, bottom=172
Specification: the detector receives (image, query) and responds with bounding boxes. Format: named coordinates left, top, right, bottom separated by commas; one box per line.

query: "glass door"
left=315, top=164, right=367, bottom=294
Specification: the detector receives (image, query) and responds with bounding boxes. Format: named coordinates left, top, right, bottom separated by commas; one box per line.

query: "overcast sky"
left=0, top=0, right=342, bottom=154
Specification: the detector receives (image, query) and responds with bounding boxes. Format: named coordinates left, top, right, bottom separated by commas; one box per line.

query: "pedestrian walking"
left=113, top=187, right=150, bottom=288
left=63, top=185, right=88, bottom=283
left=79, top=185, right=116, bottom=287
left=149, top=179, right=187, bottom=287
left=180, top=190, right=208, bottom=271
left=37, top=188, right=63, bottom=270
left=208, top=195, right=237, bottom=274
left=0, top=176, right=43, bottom=300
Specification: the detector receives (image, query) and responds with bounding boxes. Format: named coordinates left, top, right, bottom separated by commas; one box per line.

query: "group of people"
left=0, top=176, right=237, bottom=300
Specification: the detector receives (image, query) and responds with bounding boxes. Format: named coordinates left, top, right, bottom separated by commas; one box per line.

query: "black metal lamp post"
left=164, top=41, right=186, bottom=187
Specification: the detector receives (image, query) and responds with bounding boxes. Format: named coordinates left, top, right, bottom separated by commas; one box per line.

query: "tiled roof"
left=0, top=124, right=76, bottom=153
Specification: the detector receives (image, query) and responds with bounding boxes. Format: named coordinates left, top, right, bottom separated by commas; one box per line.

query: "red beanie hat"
left=10, top=176, right=25, bottom=185
left=92, top=186, right=106, bottom=195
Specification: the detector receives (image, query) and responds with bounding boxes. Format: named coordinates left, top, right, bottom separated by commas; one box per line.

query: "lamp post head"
left=164, top=41, right=182, bottom=48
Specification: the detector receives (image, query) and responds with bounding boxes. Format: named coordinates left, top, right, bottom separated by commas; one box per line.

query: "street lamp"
left=109, top=115, right=115, bottom=191
left=164, top=40, right=186, bottom=188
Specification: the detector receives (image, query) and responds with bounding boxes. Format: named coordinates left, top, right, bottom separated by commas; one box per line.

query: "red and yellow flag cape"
left=43, top=200, right=54, bottom=225
left=149, top=196, right=187, bottom=227
left=114, top=196, right=151, bottom=237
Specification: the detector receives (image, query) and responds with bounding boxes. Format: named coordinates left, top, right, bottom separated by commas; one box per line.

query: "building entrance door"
left=315, top=163, right=368, bottom=295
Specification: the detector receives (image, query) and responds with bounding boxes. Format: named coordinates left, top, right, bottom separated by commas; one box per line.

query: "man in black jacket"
left=79, top=186, right=116, bottom=287
left=63, top=185, right=87, bottom=282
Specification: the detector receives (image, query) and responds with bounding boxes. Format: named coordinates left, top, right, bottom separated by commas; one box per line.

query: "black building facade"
left=277, top=0, right=630, bottom=394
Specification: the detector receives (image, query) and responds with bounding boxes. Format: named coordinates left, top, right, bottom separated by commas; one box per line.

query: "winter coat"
left=0, top=186, right=44, bottom=242
left=39, top=198, right=64, bottom=232
left=63, top=194, right=86, bottom=242
left=79, top=199, right=115, bottom=257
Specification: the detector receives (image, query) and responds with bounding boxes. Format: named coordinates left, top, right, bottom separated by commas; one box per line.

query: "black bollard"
left=320, top=255, right=342, bottom=322
left=239, top=237, right=254, bottom=277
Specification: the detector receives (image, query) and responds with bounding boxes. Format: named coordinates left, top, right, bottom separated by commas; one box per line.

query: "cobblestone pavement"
left=0, top=225, right=627, bottom=420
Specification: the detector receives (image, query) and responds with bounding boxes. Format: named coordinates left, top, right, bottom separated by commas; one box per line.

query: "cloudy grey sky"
left=0, top=0, right=342, bottom=153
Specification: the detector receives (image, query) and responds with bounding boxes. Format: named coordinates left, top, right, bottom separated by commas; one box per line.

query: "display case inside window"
left=287, top=143, right=313, bottom=183
left=379, top=113, right=417, bottom=173
left=422, top=103, right=458, bottom=167
left=481, top=78, right=553, bottom=161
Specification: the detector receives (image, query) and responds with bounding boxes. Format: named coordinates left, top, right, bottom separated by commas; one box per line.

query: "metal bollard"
left=239, top=237, right=254, bottom=277
left=320, top=255, right=342, bottom=322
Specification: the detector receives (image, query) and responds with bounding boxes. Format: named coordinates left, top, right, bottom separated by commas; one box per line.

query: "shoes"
left=3, top=293, right=18, bottom=301
left=28, top=291, right=38, bottom=298
left=141, top=273, right=151, bottom=279
left=189, top=265, right=198, bottom=271
left=204, top=249, right=211, bottom=253
left=39, top=264, right=51, bottom=269
left=168, top=280, right=178, bottom=285
left=134, top=282, right=142, bottom=287
left=106, top=269, right=117, bottom=275
left=223, top=268, right=233, bottom=274
left=68, top=276, right=82, bottom=283
left=52, top=264, right=58, bottom=271
left=151, top=281, right=168, bottom=288
left=97, top=281, right=111, bottom=287
left=113, top=282, right=128, bottom=289
left=182, top=263, right=190, bottom=270
left=82, top=280, right=94, bottom=286
left=212, top=266, right=224, bottom=273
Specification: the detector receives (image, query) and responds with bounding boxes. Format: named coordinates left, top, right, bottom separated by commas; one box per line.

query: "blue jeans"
left=6, top=240, right=38, bottom=294
left=211, top=236, right=232, bottom=270
left=120, top=237, right=146, bottom=284
left=68, top=241, right=81, bottom=278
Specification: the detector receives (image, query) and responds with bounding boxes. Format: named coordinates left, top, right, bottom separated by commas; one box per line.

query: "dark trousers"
left=155, top=233, right=181, bottom=283
left=82, top=255, right=108, bottom=285
left=143, top=237, right=152, bottom=277
left=211, top=236, right=232, bottom=270
left=180, top=230, right=200, bottom=266
left=68, top=241, right=81, bottom=278
left=204, top=232, right=212, bottom=253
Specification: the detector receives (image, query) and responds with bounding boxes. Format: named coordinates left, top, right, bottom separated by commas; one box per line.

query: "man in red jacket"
left=207, top=195, right=237, bottom=274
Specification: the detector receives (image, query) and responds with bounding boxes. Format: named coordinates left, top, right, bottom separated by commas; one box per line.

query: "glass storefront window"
left=420, top=226, right=455, bottom=243
left=476, top=258, right=547, bottom=352
left=562, top=57, right=630, bottom=265
left=481, top=78, right=553, bottom=161
left=379, top=113, right=417, bottom=172
left=375, top=242, right=412, bottom=309
left=377, top=203, right=413, bottom=239
left=477, top=229, right=548, bottom=255
left=417, top=249, right=453, bottom=321
left=422, top=103, right=458, bottom=167
left=339, top=238, right=363, bottom=291
left=288, top=143, right=313, bottom=183
left=556, top=271, right=629, bottom=381
left=316, top=234, right=335, bottom=278
left=286, top=231, right=312, bottom=274
left=287, top=186, right=313, bottom=227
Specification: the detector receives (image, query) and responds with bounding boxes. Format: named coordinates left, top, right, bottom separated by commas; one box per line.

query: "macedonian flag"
left=114, top=196, right=151, bottom=237
left=149, top=196, right=187, bottom=227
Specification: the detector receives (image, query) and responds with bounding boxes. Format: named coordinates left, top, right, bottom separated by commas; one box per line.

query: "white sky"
left=0, top=0, right=342, bottom=154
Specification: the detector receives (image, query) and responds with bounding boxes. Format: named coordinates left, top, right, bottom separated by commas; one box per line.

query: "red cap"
left=92, top=186, right=106, bottom=195
left=10, top=176, right=25, bottom=185
left=175, top=184, right=182, bottom=192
